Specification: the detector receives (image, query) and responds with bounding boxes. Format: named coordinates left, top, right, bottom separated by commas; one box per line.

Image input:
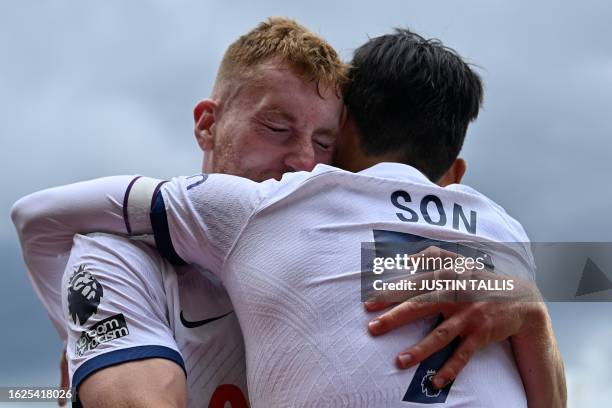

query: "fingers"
left=58, top=349, right=68, bottom=407
left=395, top=310, right=467, bottom=369
left=431, top=334, right=481, bottom=389
left=364, top=300, right=394, bottom=312
left=368, top=294, right=448, bottom=336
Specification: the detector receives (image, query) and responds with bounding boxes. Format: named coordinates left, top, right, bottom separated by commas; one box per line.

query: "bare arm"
left=367, top=298, right=566, bottom=407
left=78, top=358, right=187, bottom=408
left=511, top=304, right=567, bottom=408
left=366, top=256, right=566, bottom=407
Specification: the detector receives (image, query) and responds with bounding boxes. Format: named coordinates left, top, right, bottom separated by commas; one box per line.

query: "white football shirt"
left=10, top=177, right=248, bottom=407
left=63, top=233, right=249, bottom=408
left=129, top=163, right=534, bottom=407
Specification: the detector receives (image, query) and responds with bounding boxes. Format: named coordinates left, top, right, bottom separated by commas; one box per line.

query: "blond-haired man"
left=13, top=18, right=346, bottom=408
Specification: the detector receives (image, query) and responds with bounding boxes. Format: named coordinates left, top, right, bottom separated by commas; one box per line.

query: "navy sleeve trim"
left=122, top=176, right=142, bottom=234
left=150, top=189, right=187, bottom=266
left=72, top=345, right=186, bottom=391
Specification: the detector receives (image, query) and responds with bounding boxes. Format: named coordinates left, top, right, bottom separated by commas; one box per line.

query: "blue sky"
left=1, top=1, right=611, bottom=406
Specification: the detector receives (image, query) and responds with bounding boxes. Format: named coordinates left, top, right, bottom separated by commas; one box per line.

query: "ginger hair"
left=214, top=17, right=348, bottom=97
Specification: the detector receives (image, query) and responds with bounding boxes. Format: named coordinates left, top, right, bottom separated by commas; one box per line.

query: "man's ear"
left=437, top=158, right=467, bottom=187
left=193, top=99, right=218, bottom=152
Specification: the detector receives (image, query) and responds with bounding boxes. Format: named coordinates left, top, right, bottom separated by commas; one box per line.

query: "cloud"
left=565, top=324, right=612, bottom=406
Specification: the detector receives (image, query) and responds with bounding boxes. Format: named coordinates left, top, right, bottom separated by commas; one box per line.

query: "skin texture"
left=366, top=290, right=566, bottom=407
left=511, top=307, right=567, bottom=408
left=362, top=251, right=567, bottom=407
left=58, top=350, right=68, bottom=406
left=79, top=359, right=187, bottom=408
left=195, top=59, right=344, bottom=180
left=77, top=60, right=343, bottom=408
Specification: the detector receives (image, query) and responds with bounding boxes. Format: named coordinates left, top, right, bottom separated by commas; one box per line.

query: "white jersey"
left=62, top=233, right=248, bottom=407
left=10, top=178, right=248, bottom=408
left=129, top=163, right=534, bottom=407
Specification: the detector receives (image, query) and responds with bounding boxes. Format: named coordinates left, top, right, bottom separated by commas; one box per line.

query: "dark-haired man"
left=339, top=30, right=565, bottom=407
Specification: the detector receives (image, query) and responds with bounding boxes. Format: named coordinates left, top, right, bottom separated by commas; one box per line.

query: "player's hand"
left=58, top=347, right=69, bottom=406
left=365, top=265, right=544, bottom=389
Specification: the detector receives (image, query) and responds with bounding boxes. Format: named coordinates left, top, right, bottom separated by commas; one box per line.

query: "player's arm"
left=63, top=234, right=187, bottom=408
left=11, top=172, right=266, bottom=294
left=366, top=275, right=566, bottom=407
left=10, top=176, right=146, bottom=338
left=125, top=173, right=271, bottom=273
left=78, top=358, right=186, bottom=408
left=510, top=307, right=567, bottom=408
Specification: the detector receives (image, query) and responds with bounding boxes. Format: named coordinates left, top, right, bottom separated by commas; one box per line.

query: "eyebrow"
left=259, top=108, right=297, bottom=124
left=313, top=126, right=337, bottom=138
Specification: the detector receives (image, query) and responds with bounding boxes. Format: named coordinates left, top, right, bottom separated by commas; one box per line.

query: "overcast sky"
left=1, top=1, right=611, bottom=406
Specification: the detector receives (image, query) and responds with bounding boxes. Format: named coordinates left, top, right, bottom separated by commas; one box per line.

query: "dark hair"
left=344, top=28, right=483, bottom=181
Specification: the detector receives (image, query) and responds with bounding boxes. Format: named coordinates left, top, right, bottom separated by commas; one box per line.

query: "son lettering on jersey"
left=391, top=190, right=477, bottom=234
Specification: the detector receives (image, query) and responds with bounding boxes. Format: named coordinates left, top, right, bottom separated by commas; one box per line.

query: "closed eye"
left=265, top=124, right=289, bottom=133
left=315, top=141, right=332, bottom=151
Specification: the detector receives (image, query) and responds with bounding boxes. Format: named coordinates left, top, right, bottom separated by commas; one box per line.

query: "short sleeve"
left=150, top=173, right=275, bottom=274
left=62, top=234, right=183, bottom=389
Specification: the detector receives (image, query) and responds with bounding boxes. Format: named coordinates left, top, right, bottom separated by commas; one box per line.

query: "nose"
left=284, top=136, right=316, bottom=172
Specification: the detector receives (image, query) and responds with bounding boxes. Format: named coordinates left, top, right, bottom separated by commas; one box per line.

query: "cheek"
left=241, top=150, right=273, bottom=165
left=217, top=122, right=261, bottom=157
left=239, top=127, right=288, bottom=158
left=217, top=120, right=290, bottom=171
left=235, top=138, right=285, bottom=170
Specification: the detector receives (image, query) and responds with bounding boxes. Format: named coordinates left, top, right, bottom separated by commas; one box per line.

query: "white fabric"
left=11, top=176, right=133, bottom=338
left=126, top=176, right=165, bottom=234
left=153, top=163, right=534, bottom=407
left=63, top=233, right=248, bottom=407
left=11, top=178, right=248, bottom=407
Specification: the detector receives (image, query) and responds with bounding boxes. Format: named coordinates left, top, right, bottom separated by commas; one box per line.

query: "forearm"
left=11, top=176, right=140, bottom=241
left=11, top=175, right=140, bottom=338
left=511, top=304, right=567, bottom=408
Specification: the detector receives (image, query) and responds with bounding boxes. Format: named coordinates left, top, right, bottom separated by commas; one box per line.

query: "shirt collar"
left=358, top=162, right=431, bottom=184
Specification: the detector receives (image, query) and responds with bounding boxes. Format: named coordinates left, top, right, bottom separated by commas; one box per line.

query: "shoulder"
left=256, top=164, right=346, bottom=205
left=70, top=233, right=164, bottom=276
left=446, top=183, right=531, bottom=243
